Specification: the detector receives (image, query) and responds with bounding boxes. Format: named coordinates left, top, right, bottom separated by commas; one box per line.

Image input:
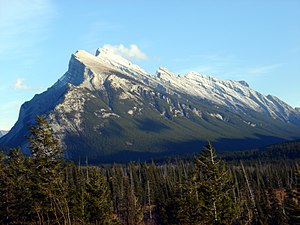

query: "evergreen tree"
left=176, top=181, right=202, bottom=225
left=119, top=176, right=144, bottom=225
left=0, top=148, right=35, bottom=224
left=109, top=164, right=125, bottom=218
left=27, top=116, right=71, bottom=224
left=0, top=150, right=10, bottom=224
left=66, top=163, right=88, bottom=224
left=192, top=143, right=241, bottom=225
left=85, top=166, right=114, bottom=224
left=8, top=148, right=33, bottom=224
left=27, top=116, right=63, bottom=160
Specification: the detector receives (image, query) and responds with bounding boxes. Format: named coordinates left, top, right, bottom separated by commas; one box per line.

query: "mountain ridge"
left=1, top=48, right=299, bottom=162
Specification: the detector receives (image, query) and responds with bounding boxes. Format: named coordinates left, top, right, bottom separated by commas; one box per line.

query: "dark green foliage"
left=0, top=116, right=114, bottom=225
left=222, top=139, right=300, bottom=162
left=0, top=148, right=33, bottom=224
left=26, top=116, right=70, bottom=224
left=84, top=166, right=114, bottom=224
left=177, top=182, right=202, bottom=224
left=64, top=163, right=116, bottom=225
left=1, top=116, right=300, bottom=224
left=190, top=143, right=241, bottom=224
left=119, top=176, right=144, bottom=225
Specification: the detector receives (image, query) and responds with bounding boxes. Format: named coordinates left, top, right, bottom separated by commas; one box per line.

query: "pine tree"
left=192, top=142, right=241, bottom=225
left=8, top=149, right=34, bottom=223
left=27, top=116, right=63, bottom=160
left=85, top=166, right=114, bottom=224
left=110, top=164, right=125, bottom=218
left=0, top=150, right=10, bottom=224
left=66, top=162, right=88, bottom=224
left=27, top=116, right=71, bottom=224
left=0, top=148, right=35, bottom=224
left=119, top=175, right=144, bottom=225
left=176, top=181, right=202, bottom=225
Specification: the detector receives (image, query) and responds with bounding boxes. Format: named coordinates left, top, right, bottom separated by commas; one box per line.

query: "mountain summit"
left=1, top=48, right=300, bottom=162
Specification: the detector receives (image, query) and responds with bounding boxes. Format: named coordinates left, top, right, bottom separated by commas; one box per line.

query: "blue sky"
left=0, top=0, right=300, bottom=130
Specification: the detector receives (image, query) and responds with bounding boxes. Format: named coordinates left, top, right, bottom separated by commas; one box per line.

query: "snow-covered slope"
left=56, top=48, right=300, bottom=123
left=154, top=68, right=299, bottom=123
left=1, top=47, right=299, bottom=162
left=95, top=48, right=148, bottom=76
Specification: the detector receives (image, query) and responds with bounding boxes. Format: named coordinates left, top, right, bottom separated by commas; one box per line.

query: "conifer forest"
left=1, top=116, right=300, bottom=225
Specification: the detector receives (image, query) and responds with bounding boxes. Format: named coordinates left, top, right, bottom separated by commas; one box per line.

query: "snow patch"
left=102, top=113, right=120, bottom=118
left=209, top=113, right=223, bottom=120
left=243, top=121, right=257, bottom=127
left=95, top=109, right=120, bottom=119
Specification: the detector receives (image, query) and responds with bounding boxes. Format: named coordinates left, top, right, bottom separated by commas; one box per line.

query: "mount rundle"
left=1, top=48, right=300, bottom=162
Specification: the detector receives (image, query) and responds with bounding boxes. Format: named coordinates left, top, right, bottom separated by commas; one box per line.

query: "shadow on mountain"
left=64, top=134, right=292, bottom=164
left=214, top=134, right=287, bottom=152
left=137, top=118, right=170, bottom=132
left=97, top=120, right=124, bottom=137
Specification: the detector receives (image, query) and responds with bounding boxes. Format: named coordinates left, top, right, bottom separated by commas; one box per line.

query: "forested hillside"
left=1, top=117, right=300, bottom=224
left=222, top=139, right=300, bottom=162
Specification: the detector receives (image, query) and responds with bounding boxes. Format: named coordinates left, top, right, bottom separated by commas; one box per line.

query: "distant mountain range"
left=1, top=48, right=300, bottom=163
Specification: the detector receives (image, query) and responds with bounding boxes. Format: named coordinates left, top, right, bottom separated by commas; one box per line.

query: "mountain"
left=1, top=48, right=300, bottom=163
left=0, top=130, right=8, bottom=138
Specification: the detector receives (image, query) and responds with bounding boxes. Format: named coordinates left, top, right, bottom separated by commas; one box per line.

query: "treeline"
left=1, top=116, right=300, bottom=224
left=221, top=139, right=300, bottom=162
left=104, top=158, right=300, bottom=225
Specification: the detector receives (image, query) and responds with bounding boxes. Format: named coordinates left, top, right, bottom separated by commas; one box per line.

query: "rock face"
left=1, top=48, right=300, bottom=162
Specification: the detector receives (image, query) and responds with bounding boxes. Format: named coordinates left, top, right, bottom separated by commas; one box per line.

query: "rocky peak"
left=184, top=71, right=207, bottom=81
left=155, top=67, right=177, bottom=79
left=95, top=47, right=148, bottom=76
left=238, top=80, right=250, bottom=87
left=57, top=52, right=88, bottom=87
left=95, top=48, right=131, bottom=65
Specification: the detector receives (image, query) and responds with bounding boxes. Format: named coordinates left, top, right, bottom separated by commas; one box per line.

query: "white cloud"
left=103, top=44, right=148, bottom=60
left=14, top=77, right=39, bottom=91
